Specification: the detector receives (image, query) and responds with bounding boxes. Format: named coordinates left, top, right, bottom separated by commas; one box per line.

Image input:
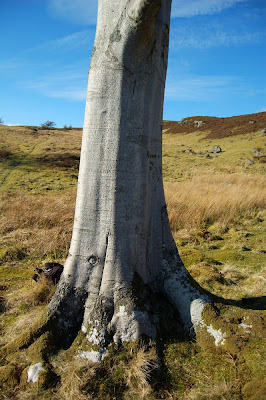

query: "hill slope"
left=163, top=111, right=266, bottom=138
left=0, top=113, right=265, bottom=399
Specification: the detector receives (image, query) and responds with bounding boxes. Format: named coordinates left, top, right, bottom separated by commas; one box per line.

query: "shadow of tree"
left=214, top=295, right=266, bottom=310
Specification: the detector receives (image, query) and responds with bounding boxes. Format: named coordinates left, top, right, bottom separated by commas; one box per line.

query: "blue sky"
left=0, top=0, right=265, bottom=127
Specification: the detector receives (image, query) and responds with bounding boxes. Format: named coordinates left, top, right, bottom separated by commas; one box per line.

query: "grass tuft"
left=125, top=345, right=159, bottom=399
left=0, top=118, right=265, bottom=399
left=56, top=357, right=96, bottom=400
left=165, top=173, right=266, bottom=231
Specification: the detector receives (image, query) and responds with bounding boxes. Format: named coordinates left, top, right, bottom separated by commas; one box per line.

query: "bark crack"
left=98, top=231, right=110, bottom=294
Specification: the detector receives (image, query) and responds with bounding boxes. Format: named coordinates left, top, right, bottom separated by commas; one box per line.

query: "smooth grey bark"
left=49, top=0, right=210, bottom=349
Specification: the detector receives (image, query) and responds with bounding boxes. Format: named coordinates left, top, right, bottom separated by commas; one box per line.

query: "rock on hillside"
left=163, top=112, right=266, bottom=139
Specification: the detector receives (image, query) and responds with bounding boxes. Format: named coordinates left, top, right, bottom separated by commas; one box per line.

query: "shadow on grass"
left=0, top=150, right=80, bottom=170
left=214, top=295, right=266, bottom=310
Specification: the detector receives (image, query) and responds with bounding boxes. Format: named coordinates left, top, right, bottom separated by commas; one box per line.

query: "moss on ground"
left=242, top=377, right=266, bottom=400
left=0, top=308, right=50, bottom=358
left=0, top=364, right=21, bottom=388
left=0, top=122, right=265, bottom=398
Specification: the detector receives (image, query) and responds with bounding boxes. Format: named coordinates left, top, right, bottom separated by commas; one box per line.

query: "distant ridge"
left=3, top=112, right=266, bottom=136
left=163, top=112, right=266, bottom=139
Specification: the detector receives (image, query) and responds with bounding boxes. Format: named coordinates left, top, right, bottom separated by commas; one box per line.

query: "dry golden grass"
left=165, top=172, right=266, bottom=231
left=0, top=190, right=75, bottom=232
left=28, top=275, right=56, bottom=305
left=1, top=121, right=265, bottom=400
left=0, top=278, right=54, bottom=346
left=0, top=306, right=45, bottom=346
left=0, top=190, right=75, bottom=259
left=125, top=346, right=158, bottom=399
left=1, top=172, right=265, bottom=263
left=7, top=275, right=55, bottom=308
left=183, top=380, right=235, bottom=400
left=15, top=388, right=57, bottom=400
left=57, top=357, right=96, bottom=400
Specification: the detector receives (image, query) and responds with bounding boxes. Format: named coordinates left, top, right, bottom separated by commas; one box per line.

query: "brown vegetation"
left=0, top=114, right=265, bottom=399
left=165, top=172, right=266, bottom=230
left=0, top=191, right=75, bottom=261
left=163, top=111, right=266, bottom=139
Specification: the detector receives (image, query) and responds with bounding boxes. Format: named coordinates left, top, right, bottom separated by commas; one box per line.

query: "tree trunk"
left=48, top=0, right=209, bottom=350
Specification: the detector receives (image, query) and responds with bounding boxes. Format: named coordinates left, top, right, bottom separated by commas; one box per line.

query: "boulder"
left=245, top=159, right=254, bottom=166
left=251, top=148, right=264, bottom=156
left=20, top=362, right=58, bottom=389
left=210, top=145, right=222, bottom=153
left=194, top=120, right=204, bottom=128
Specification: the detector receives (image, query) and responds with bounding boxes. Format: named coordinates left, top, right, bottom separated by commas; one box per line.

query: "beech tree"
left=48, top=0, right=212, bottom=353
left=2, top=0, right=234, bottom=366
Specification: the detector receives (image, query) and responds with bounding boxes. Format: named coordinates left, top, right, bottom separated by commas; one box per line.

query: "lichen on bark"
left=32, top=0, right=211, bottom=351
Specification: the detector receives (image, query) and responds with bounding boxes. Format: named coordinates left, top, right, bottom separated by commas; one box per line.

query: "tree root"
left=1, top=271, right=264, bottom=394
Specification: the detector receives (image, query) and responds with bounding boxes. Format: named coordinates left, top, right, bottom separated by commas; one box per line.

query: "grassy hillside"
left=0, top=112, right=265, bottom=399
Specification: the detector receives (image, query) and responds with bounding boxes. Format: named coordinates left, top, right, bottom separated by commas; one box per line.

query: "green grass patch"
left=0, top=119, right=265, bottom=399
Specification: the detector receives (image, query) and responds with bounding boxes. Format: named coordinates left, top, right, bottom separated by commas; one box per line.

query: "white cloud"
left=23, top=73, right=241, bottom=103
left=47, top=0, right=246, bottom=25
left=171, top=0, right=245, bottom=18
left=165, top=75, right=243, bottom=101
left=24, top=30, right=92, bottom=54
left=21, top=69, right=87, bottom=101
left=48, top=0, right=98, bottom=25
left=41, top=30, right=91, bottom=49
left=45, top=88, right=86, bottom=101
left=0, top=58, right=26, bottom=70
left=170, top=28, right=261, bottom=49
left=5, top=123, right=21, bottom=126
left=0, top=31, right=93, bottom=77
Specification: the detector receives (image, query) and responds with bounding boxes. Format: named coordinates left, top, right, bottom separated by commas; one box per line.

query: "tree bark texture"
left=49, top=0, right=210, bottom=350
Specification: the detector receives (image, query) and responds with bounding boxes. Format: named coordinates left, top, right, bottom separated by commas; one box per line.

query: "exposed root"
left=1, top=264, right=263, bottom=397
